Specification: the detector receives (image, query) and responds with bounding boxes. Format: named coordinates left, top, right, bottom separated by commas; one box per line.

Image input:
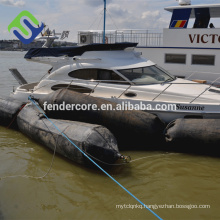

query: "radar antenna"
left=177, top=0, right=191, bottom=6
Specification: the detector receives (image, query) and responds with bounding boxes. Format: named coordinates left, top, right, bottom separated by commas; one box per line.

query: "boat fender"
left=165, top=118, right=220, bottom=156
left=17, top=103, right=122, bottom=165
left=39, top=89, right=165, bottom=150
left=0, top=97, right=26, bottom=128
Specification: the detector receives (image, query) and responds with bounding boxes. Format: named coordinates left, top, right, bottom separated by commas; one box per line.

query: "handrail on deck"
left=32, top=78, right=219, bottom=104
left=78, top=29, right=163, bottom=47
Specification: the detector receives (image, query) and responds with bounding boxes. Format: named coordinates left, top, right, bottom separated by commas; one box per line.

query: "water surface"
left=0, top=51, right=220, bottom=220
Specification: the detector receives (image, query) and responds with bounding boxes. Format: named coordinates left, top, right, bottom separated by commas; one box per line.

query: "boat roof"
left=24, top=43, right=138, bottom=59
left=165, top=4, right=220, bottom=18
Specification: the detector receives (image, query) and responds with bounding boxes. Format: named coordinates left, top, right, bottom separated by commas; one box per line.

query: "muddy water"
left=0, top=51, right=220, bottom=220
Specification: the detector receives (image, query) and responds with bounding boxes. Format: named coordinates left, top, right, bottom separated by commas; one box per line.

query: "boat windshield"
left=117, top=65, right=176, bottom=85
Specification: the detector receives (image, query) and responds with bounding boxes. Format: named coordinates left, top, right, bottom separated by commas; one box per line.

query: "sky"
left=1, top=0, right=220, bottom=42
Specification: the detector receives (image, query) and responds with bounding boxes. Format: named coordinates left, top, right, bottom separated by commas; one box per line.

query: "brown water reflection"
left=0, top=127, right=220, bottom=220
left=0, top=52, right=220, bottom=220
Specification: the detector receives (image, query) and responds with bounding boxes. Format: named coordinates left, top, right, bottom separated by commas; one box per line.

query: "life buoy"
left=105, top=36, right=108, bottom=44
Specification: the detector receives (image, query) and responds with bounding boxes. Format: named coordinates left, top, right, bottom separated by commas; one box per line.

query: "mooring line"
left=7, top=104, right=26, bottom=129
left=29, top=97, right=163, bottom=220
left=0, top=117, right=59, bottom=181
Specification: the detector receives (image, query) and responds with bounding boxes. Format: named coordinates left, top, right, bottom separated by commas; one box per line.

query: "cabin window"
left=165, top=54, right=186, bottom=64
left=69, top=69, right=97, bottom=80
left=117, top=65, right=175, bottom=85
left=98, top=70, right=126, bottom=83
left=68, top=69, right=128, bottom=84
left=51, top=84, right=93, bottom=93
left=192, top=55, right=215, bottom=65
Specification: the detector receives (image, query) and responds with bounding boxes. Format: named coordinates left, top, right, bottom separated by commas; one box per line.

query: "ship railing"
left=151, top=80, right=220, bottom=104
left=187, top=73, right=220, bottom=104
left=32, top=78, right=220, bottom=105
left=186, top=71, right=220, bottom=85
left=78, top=29, right=163, bottom=47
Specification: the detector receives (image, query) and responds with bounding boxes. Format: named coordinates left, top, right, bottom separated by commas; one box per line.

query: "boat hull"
left=11, top=86, right=220, bottom=124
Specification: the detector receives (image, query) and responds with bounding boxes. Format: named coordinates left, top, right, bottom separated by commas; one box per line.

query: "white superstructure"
left=78, top=3, right=220, bottom=84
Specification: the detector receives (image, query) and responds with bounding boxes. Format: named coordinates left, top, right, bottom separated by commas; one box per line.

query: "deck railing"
left=31, top=78, right=220, bottom=104
left=78, top=29, right=163, bottom=47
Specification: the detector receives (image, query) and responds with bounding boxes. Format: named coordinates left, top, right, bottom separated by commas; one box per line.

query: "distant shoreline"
left=0, top=49, right=27, bottom=51
left=0, top=40, right=77, bottom=51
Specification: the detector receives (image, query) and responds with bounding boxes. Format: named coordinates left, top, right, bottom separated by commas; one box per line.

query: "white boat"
left=78, top=0, right=220, bottom=84
left=10, top=42, right=220, bottom=123
left=35, top=23, right=70, bottom=48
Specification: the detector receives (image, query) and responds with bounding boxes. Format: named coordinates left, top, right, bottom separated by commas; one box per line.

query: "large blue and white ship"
left=78, top=0, right=220, bottom=84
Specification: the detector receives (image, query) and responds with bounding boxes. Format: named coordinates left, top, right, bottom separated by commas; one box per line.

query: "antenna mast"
left=103, top=0, right=106, bottom=44
left=177, top=0, right=191, bottom=6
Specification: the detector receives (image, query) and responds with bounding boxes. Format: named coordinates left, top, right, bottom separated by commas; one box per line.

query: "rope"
left=79, top=150, right=130, bottom=166
left=26, top=97, right=163, bottom=220
left=97, top=12, right=104, bottom=30
left=1, top=98, right=163, bottom=219
left=0, top=108, right=60, bottom=180
left=129, top=153, right=178, bottom=163
left=88, top=11, right=104, bottom=30
left=7, top=104, right=26, bottom=129
left=106, top=10, right=119, bottom=30
left=130, top=156, right=155, bottom=163
left=0, top=125, right=58, bottom=181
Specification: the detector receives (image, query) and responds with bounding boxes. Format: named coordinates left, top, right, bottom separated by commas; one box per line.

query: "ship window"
left=51, top=84, right=92, bottom=93
left=68, top=69, right=128, bottom=84
left=192, top=55, right=215, bottom=65
left=165, top=54, right=186, bottom=64
left=118, top=65, right=175, bottom=85
left=69, top=69, right=97, bottom=80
